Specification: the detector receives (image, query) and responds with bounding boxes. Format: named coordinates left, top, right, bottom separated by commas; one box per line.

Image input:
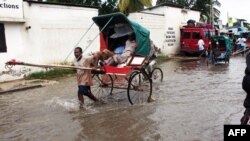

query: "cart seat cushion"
left=116, top=56, right=145, bottom=68
left=114, top=46, right=125, bottom=54
left=126, top=56, right=146, bottom=66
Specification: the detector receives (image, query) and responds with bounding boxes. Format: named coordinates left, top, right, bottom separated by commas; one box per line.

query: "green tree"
left=118, top=0, right=152, bottom=14
left=193, top=0, right=221, bottom=24
left=47, top=0, right=101, bottom=7
left=156, top=0, right=196, bottom=8
left=47, top=0, right=119, bottom=15
left=245, top=23, right=250, bottom=31
left=156, top=0, right=221, bottom=24
left=99, top=0, right=119, bottom=15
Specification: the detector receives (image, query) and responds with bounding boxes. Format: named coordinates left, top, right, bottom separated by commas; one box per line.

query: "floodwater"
left=0, top=57, right=247, bottom=141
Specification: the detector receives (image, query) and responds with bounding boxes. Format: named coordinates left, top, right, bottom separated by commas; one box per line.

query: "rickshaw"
left=206, top=35, right=233, bottom=65
left=4, top=12, right=163, bottom=105
left=90, top=12, right=163, bottom=105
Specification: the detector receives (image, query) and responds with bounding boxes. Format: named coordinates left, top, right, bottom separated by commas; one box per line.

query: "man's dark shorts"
left=78, top=86, right=91, bottom=95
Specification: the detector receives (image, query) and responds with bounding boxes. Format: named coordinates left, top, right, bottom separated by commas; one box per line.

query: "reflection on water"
left=0, top=57, right=247, bottom=141
left=74, top=105, right=158, bottom=141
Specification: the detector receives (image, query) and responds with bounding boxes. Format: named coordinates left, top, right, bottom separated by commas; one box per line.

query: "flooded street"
left=0, top=56, right=247, bottom=141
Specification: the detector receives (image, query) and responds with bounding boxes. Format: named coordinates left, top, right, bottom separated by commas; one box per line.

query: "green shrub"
left=156, top=54, right=170, bottom=64
left=25, top=69, right=75, bottom=80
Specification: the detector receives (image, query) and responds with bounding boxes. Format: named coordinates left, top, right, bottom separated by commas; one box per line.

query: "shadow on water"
left=0, top=56, right=247, bottom=141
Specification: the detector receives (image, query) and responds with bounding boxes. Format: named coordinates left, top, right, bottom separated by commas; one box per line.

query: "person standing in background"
left=198, top=36, right=205, bottom=57
left=241, top=37, right=250, bottom=125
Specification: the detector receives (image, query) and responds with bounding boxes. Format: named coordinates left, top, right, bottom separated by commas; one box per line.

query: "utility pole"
left=211, top=0, right=214, bottom=28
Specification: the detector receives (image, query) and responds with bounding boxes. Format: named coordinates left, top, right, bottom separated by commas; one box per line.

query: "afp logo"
left=224, top=125, right=250, bottom=141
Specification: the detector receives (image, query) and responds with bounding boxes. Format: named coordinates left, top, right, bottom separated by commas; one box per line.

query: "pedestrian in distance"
left=198, top=36, right=206, bottom=57
left=236, top=36, right=246, bottom=56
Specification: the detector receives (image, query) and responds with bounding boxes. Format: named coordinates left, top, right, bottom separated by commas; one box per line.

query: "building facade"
left=0, top=1, right=201, bottom=82
left=129, top=3, right=201, bottom=55
left=0, top=0, right=99, bottom=82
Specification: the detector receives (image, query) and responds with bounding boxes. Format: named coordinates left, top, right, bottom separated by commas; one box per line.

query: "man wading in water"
left=73, top=47, right=103, bottom=108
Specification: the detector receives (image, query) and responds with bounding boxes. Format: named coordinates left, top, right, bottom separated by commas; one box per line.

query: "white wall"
left=131, top=6, right=200, bottom=55
left=0, top=1, right=99, bottom=82
left=128, top=13, right=165, bottom=52
left=22, top=2, right=99, bottom=63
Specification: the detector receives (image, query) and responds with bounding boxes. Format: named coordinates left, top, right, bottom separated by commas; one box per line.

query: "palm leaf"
left=138, top=0, right=152, bottom=7
left=127, top=0, right=144, bottom=13
left=213, top=0, right=221, bottom=7
left=119, top=0, right=130, bottom=12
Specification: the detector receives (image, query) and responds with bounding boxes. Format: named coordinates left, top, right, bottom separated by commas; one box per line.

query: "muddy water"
left=0, top=57, right=247, bottom=141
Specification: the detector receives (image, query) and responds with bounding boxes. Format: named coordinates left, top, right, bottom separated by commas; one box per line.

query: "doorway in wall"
left=0, top=23, right=7, bottom=53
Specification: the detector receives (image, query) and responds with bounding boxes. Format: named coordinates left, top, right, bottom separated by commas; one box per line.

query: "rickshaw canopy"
left=214, top=35, right=233, bottom=53
left=92, top=12, right=150, bottom=56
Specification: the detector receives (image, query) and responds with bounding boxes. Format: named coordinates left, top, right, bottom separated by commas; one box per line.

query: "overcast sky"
left=219, top=0, right=250, bottom=24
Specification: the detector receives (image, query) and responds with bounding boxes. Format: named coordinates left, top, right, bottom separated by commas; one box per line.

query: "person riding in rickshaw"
left=103, top=32, right=137, bottom=66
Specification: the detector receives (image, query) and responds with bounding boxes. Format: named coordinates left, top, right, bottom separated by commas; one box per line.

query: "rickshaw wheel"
left=127, top=71, right=152, bottom=105
left=151, top=67, right=163, bottom=83
left=225, top=57, right=230, bottom=64
left=228, top=58, right=230, bottom=63
left=92, top=74, right=113, bottom=99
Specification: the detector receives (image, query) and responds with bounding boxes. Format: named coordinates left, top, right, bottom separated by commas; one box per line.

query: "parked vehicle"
left=180, top=22, right=217, bottom=55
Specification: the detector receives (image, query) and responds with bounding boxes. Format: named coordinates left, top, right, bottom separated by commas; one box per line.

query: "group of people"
left=198, top=36, right=220, bottom=58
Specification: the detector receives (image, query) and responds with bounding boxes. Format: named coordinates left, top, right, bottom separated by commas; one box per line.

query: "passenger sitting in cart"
left=103, top=33, right=137, bottom=66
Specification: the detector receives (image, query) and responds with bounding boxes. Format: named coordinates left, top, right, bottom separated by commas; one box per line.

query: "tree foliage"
left=193, top=0, right=221, bottom=23
left=99, top=0, right=119, bottom=15
left=156, top=0, right=221, bottom=24
left=47, top=0, right=101, bottom=6
left=118, top=0, right=152, bottom=14
left=156, top=0, right=196, bottom=8
left=47, top=0, right=118, bottom=15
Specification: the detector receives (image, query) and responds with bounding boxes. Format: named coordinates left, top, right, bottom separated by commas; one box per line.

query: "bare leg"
left=88, top=86, right=106, bottom=103
left=86, top=93, right=98, bottom=102
left=78, top=94, right=84, bottom=107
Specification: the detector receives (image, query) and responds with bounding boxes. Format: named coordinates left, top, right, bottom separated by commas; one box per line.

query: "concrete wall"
left=0, top=1, right=99, bottom=82
left=130, top=6, right=200, bottom=55
left=128, top=13, right=165, bottom=53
